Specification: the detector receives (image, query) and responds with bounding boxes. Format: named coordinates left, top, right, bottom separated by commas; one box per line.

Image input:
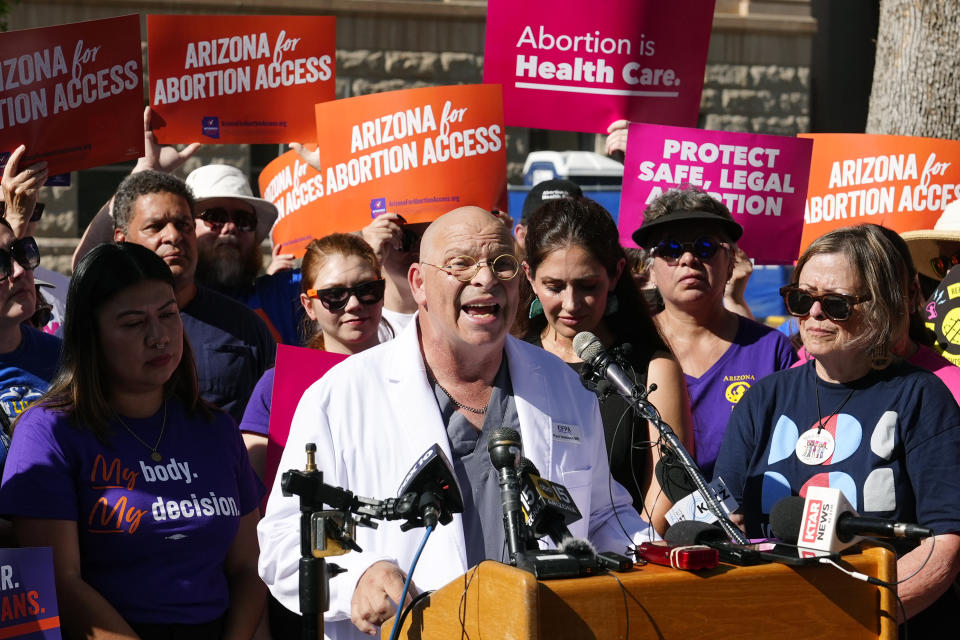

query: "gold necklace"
left=116, top=401, right=167, bottom=462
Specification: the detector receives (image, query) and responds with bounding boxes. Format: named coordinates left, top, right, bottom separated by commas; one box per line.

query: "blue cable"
left=388, top=524, right=434, bottom=640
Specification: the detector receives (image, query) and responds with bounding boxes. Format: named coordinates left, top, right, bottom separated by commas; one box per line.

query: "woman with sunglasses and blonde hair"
left=631, top=186, right=796, bottom=479
left=239, top=233, right=391, bottom=481
left=239, top=233, right=390, bottom=638
left=714, top=223, right=960, bottom=635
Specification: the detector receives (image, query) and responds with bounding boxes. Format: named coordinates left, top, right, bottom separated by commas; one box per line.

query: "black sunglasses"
left=779, top=285, right=870, bottom=321
left=0, top=237, right=40, bottom=281
left=198, top=207, right=258, bottom=233
left=307, top=279, right=386, bottom=311
left=930, top=251, right=960, bottom=279
left=651, top=237, right=724, bottom=262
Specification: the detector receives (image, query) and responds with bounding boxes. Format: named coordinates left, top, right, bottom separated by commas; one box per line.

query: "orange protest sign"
left=261, top=84, right=507, bottom=256
left=0, top=15, right=144, bottom=175
left=800, top=133, right=960, bottom=254
left=147, top=14, right=336, bottom=144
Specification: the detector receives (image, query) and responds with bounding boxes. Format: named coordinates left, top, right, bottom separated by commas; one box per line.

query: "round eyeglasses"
left=420, top=254, right=520, bottom=282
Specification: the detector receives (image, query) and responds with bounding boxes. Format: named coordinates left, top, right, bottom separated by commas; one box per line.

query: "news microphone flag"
left=665, top=476, right=739, bottom=527
left=797, top=486, right=861, bottom=552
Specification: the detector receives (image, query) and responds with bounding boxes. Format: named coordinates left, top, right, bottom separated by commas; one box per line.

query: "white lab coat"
left=257, top=319, right=655, bottom=640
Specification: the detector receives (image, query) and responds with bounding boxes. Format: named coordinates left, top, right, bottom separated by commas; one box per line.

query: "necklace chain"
left=116, top=401, right=168, bottom=462
left=814, top=375, right=855, bottom=434
left=429, top=373, right=489, bottom=415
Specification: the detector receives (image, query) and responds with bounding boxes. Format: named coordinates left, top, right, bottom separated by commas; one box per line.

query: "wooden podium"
left=384, top=545, right=896, bottom=639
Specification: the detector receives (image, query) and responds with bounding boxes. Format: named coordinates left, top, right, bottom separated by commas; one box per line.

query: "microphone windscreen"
left=654, top=448, right=698, bottom=503
left=517, top=456, right=540, bottom=477
left=487, top=426, right=521, bottom=470
left=573, top=331, right=604, bottom=362
left=664, top=520, right=725, bottom=545
left=769, top=496, right=805, bottom=544
left=559, top=536, right=596, bottom=557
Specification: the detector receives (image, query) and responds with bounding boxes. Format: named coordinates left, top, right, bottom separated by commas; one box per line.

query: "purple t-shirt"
left=239, top=367, right=274, bottom=437
left=687, top=316, right=797, bottom=478
left=0, top=400, right=263, bottom=625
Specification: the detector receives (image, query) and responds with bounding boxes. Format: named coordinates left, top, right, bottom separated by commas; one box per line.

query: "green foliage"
left=0, top=0, right=20, bottom=33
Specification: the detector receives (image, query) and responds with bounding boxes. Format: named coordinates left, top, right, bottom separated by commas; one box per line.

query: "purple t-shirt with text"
left=687, top=316, right=797, bottom=478
left=0, top=400, right=263, bottom=625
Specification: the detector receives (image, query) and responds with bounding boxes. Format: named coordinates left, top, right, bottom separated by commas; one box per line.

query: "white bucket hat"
left=185, top=164, right=278, bottom=242
left=901, top=200, right=960, bottom=280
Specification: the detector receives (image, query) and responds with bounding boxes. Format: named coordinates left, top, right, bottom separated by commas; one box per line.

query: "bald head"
left=410, top=206, right=520, bottom=362
left=420, top=207, right=514, bottom=264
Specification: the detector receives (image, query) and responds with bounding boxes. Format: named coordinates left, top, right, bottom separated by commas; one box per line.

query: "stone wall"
left=701, top=63, right=810, bottom=135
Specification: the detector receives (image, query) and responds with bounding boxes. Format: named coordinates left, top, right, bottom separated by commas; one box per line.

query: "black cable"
left=394, top=589, right=434, bottom=635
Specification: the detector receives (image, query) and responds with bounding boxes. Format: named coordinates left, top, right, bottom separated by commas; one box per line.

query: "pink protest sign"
left=618, top=123, right=814, bottom=265
left=483, top=0, right=715, bottom=133
left=266, top=345, right=347, bottom=493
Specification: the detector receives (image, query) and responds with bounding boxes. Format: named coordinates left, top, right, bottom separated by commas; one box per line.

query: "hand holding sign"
left=605, top=119, right=630, bottom=156
left=288, top=142, right=321, bottom=172
left=265, top=242, right=297, bottom=275
left=1, top=144, right=47, bottom=236
left=134, top=106, right=202, bottom=175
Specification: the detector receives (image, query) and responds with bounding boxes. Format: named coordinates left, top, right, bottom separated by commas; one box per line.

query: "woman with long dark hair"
left=518, top=197, right=691, bottom=534
left=0, top=242, right=264, bottom=640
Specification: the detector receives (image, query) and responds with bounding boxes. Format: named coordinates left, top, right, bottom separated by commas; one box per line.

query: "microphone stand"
left=582, top=351, right=750, bottom=545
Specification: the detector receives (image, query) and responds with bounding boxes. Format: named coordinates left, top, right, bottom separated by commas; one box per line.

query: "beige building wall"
left=8, top=0, right=815, bottom=274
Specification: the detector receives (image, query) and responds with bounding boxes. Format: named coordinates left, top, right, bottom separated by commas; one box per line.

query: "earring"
left=871, top=342, right=892, bottom=369
left=604, top=293, right=619, bottom=317
left=529, top=297, right=544, bottom=319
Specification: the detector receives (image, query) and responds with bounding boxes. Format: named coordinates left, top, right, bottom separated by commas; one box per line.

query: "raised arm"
left=72, top=106, right=201, bottom=267
left=1, top=145, right=48, bottom=239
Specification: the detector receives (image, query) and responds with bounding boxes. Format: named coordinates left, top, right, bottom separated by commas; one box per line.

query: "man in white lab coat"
left=257, top=207, right=655, bottom=640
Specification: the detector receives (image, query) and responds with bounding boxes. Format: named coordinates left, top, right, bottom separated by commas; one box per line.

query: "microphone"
left=572, top=331, right=640, bottom=400
left=575, top=331, right=750, bottom=545
left=516, top=457, right=583, bottom=546
left=393, top=443, right=464, bottom=530
left=487, top=427, right=526, bottom=562
left=664, top=521, right=765, bottom=565
left=770, top=487, right=934, bottom=552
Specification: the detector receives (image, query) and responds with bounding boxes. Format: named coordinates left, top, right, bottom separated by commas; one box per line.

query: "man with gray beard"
left=187, top=164, right=304, bottom=344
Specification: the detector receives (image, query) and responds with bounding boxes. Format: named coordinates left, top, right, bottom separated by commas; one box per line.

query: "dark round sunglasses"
left=651, top=237, right=724, bottom=263
left=0, top=237, right=40, bottom=281
left=779, top=285, right=870, bottom=321
left=198, top=207, right=258, bottom=233
left=930, top=250, right=960, bottom=279
left=307, top=279, right=386, bottom=311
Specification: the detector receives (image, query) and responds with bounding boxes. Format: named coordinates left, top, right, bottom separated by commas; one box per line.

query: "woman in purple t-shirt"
left=0, top=243, right=264, bottom=640
left=631, top=186, right=797, bottom=478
